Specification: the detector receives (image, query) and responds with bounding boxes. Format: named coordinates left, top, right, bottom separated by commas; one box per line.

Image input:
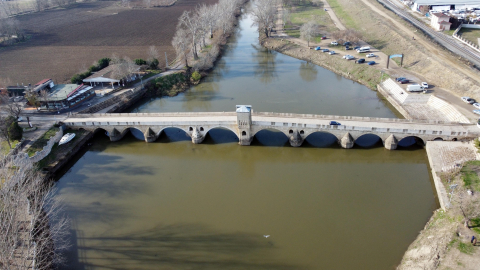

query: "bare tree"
left=172, top=28, right=191, bottom=68
left=199, top=3, right=217, bottom=38
left=0, top=155, right=70, bottom=269
left=300, top=20, right=317, bottom=47
left=282, top=8, right=290, bottom=28
left=251, top=0, right=277, bottom=38
left=178, top=10, right=201, bottom=60
left=332, top=29, right=363, bottom=44
left=1, top=95, right=23, bottom=119
left=147, top=46, right=160, bottom=64
left=39, top=90, right=50, bottom=110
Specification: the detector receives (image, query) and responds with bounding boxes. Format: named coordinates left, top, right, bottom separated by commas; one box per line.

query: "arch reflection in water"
left=304, top=132, right=339, bottom=148
left=354, top=134, right=382, bottom=148
left=156, top=128, right=191, bottom=143
left=129, top=128, right=145, bottom=141
left=252, top=129, right=289, bottom=146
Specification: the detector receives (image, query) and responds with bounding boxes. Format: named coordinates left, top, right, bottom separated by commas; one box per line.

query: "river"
left=55, top=5, right=437, bottom=270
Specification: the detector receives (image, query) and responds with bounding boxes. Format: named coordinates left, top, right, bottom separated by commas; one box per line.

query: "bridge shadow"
left=60, top=223, right=303, bottom=270
left=251, top=129, right=289, bottom=147
left=303, top=132, right=339, bottom=148
left=202, top=128, right=239, bottom=145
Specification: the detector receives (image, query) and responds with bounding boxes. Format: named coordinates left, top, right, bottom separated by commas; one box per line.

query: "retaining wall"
left=29, top=129, right=63, bottom=163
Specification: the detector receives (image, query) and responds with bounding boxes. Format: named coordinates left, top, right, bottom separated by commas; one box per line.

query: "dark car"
left=399, top=79, right=410, bottom=84
left=343, top=41, right=351, bottom=46
left=367, top=61, right=376, bottom=66
left=357, top=58, right=365, bottom=64
left=321, top=36, right=327, bottom=40
left=329, top=121, right=341, bottom=126
left=353, top=46, right=360, bottom=50
left=345, top=46, right=352, bottom=50
left=395, top=77, right=406, bottom=82
left=322, top=48, right=330, bottom=52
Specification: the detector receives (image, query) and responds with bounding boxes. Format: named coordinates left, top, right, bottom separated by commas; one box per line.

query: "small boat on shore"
left=59, top=133, right=75, bottom=145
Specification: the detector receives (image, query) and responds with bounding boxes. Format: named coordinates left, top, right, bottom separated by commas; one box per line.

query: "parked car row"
left=461, top=97, right=480, bottom=115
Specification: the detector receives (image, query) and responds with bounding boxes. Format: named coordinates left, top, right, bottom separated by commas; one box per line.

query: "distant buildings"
left=410, top=0, right=480, bottom=12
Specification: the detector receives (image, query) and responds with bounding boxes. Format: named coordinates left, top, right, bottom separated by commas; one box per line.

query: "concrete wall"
left=29, top=129, right=63, bottom=163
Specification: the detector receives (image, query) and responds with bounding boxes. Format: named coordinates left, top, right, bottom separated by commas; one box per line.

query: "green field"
left=284, top=0, right=337, bottom=39
left=458, top=28, right=480, bottom=46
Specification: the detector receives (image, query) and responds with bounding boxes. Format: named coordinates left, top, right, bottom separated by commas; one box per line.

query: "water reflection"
left=252, top=44, right=277, bottom=84
left=299, top=62, right=318, bottom=82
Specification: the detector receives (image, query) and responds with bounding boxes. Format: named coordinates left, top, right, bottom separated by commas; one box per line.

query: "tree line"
left=172, top=0, right=247, bottom=71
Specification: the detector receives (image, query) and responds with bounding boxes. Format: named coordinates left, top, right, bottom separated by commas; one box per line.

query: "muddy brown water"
left=56, top=6, right=437, bottom=270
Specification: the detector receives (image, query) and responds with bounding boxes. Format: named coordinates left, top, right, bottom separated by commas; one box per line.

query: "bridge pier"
left=384, top=134, right=398, bottom=150
left=191, top=127, right=205, bottom=144
left=109, top=128, right=127, bottom=142
left=340, top=132, right=354, bottom=149
left=144, top=128, right=158, bottom=143
left=289, top=130, right=304, bottom=147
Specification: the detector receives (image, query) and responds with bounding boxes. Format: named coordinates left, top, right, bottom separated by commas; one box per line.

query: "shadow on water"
left=202, top=128, right=239, bottom=144
left=251, top=129, right=289, bottom=147
left=303, top=132, right=339, bottom=148
left=62, top=223, right=303, bottom=270
left=251, top=44, right=278, bottom=84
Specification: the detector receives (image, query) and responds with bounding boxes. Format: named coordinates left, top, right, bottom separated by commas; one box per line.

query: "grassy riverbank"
left=398, top=161, right=480, bottom=269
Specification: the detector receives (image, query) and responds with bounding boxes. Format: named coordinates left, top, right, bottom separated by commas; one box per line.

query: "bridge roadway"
left=64, top=110, right=480, bottom=150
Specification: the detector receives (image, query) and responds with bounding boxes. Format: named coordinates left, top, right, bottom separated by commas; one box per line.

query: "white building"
left=430, top=12, right=452, bottom=30
left=412, top=0, right=480, bottom=13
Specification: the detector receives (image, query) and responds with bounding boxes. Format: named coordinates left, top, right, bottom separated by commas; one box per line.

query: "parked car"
left=357, top=58, right=365, bottom=64
left=315, top=46, right=321, bottom=51
left=474, top=103, right=480, bottom=109
left=329, top=121, right=341, bottom=125
left=345, top=46, right=352, bottom=50
left=421, top=82, right=429, bottom=89
left=17, top=116, right=23, bottom=122
left=473, top=110, right=480, bottom=115
left=462, top=97, right=475, bottom=104
left=399, top=79, right=410, bottom=84
left=343, top=55, right=354, bottom=60
left=343, top=41, right=351, bottom=46
left=329, top=50, right=335, bottom=55
left=353, top=46, right=360, bottom=50
left=366, top=53, right=375, bottom=58
left=322, top=48, right=329, bottom=52
left=331, top=41, right=338, bottom=46
left=395, top=77, right=406, bottom=82
left=321, top=36, right=327, bottom=40
left=367, top=61, right=376, bottom=65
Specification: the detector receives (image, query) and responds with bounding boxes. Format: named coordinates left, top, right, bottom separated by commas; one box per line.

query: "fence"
left=452, top=24, right=480, bottom=53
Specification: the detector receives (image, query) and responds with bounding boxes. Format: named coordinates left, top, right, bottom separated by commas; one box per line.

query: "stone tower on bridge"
left=236, top=105, right=252, bottom=145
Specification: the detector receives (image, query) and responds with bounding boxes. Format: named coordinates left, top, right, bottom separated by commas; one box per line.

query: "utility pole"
left=165, top=52, right=168, bottom=68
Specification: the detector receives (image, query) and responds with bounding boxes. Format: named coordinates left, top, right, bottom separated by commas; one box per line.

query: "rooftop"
left=47, top=84, right=80, bottom=101
left=34, top=78, right=52, bottom=87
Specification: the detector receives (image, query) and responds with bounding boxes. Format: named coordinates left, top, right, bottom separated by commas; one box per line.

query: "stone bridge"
left=64, top=106, right=480, bottom=150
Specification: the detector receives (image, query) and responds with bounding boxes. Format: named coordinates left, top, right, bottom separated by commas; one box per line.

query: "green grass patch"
left=460, top=161, right=480, bottom=191
left=458, top=28, right=480, bottom=45
left=27, top=127, right=58, bottom=157
left=471, top=217, right=480, bottom=234
left=0, top=140, right=20, bottom=155
left=458, top=242, right=474, bottom=254
left=444, top=29, right=456, bottom=36
left=324, top=0, right=357, bottom=29
left=284, top=29, right=300, bottom=38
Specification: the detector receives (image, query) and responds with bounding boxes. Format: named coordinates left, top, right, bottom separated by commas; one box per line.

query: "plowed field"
left=0, top=0, right=217, bottom=84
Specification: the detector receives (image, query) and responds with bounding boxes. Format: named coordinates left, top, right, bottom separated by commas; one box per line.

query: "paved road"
left=378, top=0, right=480, bottom=67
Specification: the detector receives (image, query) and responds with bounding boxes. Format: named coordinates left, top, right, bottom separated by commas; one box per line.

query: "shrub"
left=8, top=118, right=22, bottom=141
left=149, top=58, right=159, bottom=70
left=191, top=71, right=201, bottom=82
left=71, top=57, right=110, bottom=84
left=135, top=59, right=147, bottom=65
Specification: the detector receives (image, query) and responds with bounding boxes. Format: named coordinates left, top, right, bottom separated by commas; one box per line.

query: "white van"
left=407, top=84, right=425, bottom=92
left=356, top=46, right=370, bottom=53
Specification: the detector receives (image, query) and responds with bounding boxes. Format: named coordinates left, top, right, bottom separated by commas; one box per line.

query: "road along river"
left=55, top=5, right=437, bottom=270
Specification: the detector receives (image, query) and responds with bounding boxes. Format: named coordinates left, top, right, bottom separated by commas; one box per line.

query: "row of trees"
left=0, top=155, right=70, bottom=269
left=251, top=0, right=278, bottom=38
left=0, top=0, right=75, bottom=18
left=172, top=0, right=245, bottom=70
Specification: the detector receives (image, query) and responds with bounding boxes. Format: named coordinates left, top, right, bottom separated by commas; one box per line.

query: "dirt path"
left=321, top=0, right=346, bottom=30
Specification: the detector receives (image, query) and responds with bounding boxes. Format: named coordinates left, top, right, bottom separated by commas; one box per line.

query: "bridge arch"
left=129, top=127, right=145, bottom=141
left=398, top=136, right=425, bottom=147
left=93, top=127, right=109, bottom=136
left=156, top=127, right=191, bottom=142
left=203, top=127, right=239, bottom=143
left=252, top=128, right=289, bottom=146
left=204, top=126, right=239, bottom=139
left=304, top=131, right=340, bottom=147
left=354, top=133, right=383, bottom=148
